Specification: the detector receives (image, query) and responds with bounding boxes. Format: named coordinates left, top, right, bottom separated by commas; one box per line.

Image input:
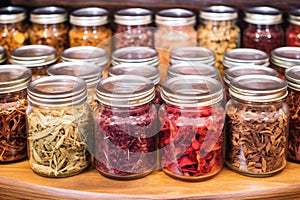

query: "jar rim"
left=244, top=6, right=282, bottom=25
left=170, top=46, right=215, bottom=62
left=0, top=46, right=7, bottom=64
left=30, top=6, right=68, bottom=24
left=114, top=8, right=152, bottom=25
left=70, top=7, right=109, bottom=26
left=285, top=65, right=300, bottom=91
left=199, top=5, right=238, bottom=21
left=288, top=8, right=300, bottom=25
left=0, top=6, right=26, bottom=23
left=155, top=8, right=196, bottom=26
left=271, top=47, right=300, bottom=68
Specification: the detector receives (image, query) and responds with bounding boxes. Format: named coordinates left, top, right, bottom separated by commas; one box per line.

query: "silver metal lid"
left=271, top=47, right=300, bottom=69
left=229, top=75, right=287, bottom=102
left=155, top=8, right=196, bottom=26
left=161, top=76, right=224, bottom=107
left=0, top=6, right=26, bottom=23
left=244, top=6, right=282, bottom=25
left=285, top=65, right=300, bottom=91
left=0, top=64, right=32, bottom=93
left=0, top=46, right=7, bottom=64
left=114, top=8, right=152, bottom=25
left=288, top=9, right=300, bottom=26
left=96, top=75, right=155, bottom=107
left=47, top=62, right=102, bottom=87
left=10, top=45, right=57, bottom=67
left=30, top=6, right=68, bottom=24
left=108, top=63, right=160, bottom=85
left=199, top=5, right=238, bottom=21
left=70, top=7, right=109, bottom=26
left=27, top=75, right=87, bottom=106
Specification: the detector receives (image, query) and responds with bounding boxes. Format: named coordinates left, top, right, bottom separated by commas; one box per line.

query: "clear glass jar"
left=243, top=6, right=284, bottom=55
left=47, top=62, right=102, bottom=109
left=0, top=65, right=31, bottom=162
left=224, top=65, right=278, bottom=101
left=198, top=6, right=240, bottom=76
left=10, top=44, right=57, bottom=80
left=159, top=76, right=225, bottom=181
left=0, top=46, right=7, bottom=64
left=225, top=75, right=289, bottom=177
left=29, top=6, right=69, bottom=57
left=286, top=9, right=300, bottom=47
left=155, top=8, right=197, bottom=67
left=0, top=6, right=28, bottom=59
left=69, top=7, right=112, bottom=56
left=285, top=65, right=300, bottom=162
left=26, top=75, right=92, bottom=177
left=114, top=8, right=153, bottom=49
left=223, top=48, right=270, bottom=70
left=271, top=47, right=300, bottom=79
left=94, top=75, right=157, bottom=180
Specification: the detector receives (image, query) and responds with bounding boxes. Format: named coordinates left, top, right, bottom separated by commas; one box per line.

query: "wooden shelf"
left=1, top=160, right=300, bottom=199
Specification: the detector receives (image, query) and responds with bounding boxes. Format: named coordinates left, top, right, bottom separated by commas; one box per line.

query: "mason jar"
left=26, top=75, right=92, bottom=177
left=0, top=65, right=31, bottom=162
left=286, top=9, right=300, bottom=47
left=10, top=45, right=57, bottom=80
left=159, top=76, right=225, bottom=181
left=94, top=75, right=157, bottom=180
left=114, top=8, right=153, bottom=49
left=243, top=6, right=284, bottom=55
left=198, top=5, right=240, bottom=76
left=29, top=6, right=69, bottom=57
left=0, top=46, right=7, bottom=64
left=225, top=75, right=289, bottom=177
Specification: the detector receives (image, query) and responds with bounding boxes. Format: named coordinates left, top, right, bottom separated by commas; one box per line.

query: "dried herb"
left=159, top=105, right=224, bottom=179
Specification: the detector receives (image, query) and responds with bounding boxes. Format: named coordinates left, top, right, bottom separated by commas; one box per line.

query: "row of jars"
left=1, top=5, right=300, bottom=75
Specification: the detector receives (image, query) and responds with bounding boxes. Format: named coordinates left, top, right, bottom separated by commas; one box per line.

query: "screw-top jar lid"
left=285, top=65, right=300, bottom=91
left=244, top=6, right=282, bottom=25
left=30, top=6, right=68, bottom=24
left=0, top=64, right=32, bottom=93
left=70, top=7, right=109, bottom=26
left=271, top=47, right=300, bottom=69
left=199, top=5, right=238, bottom=21
left=27, top=75, right=87, bottom=106
left=0, top=6, right=26, bottom=23
left=0, top=46, right=7, bottom=64
left=224, top=65, right=278, bottom=85
left=155, top=8, right=196, bottom=26
left=229, top=75, right=287, bottom=102
left=47, top=62, right=102, bottom=87
left=61, top=46, right=108, bottom=69
left=96, top=75, right=155, bottom=107
left=114, top=8, right=152, bottom=25
left=10, top=45, right=57, bottom=67
left=161, top=76, right=223, bottom=107
left=288, top=8, right=300, bottom=26
left=167, top=63, right=220, bottom=80
left=170, top=47, right=215, bottom=66
left=111, top=46, right=159, bottom=68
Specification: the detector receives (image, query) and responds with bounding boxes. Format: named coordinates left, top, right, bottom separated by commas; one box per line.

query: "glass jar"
left=114, top=8, right=153, bottom=49
left=47, top=62, right=102, bottom=109
left=94, top=75, right=157, bottom=179
left=159, top=76, right=225, bottom=181
left=155, top=8, right=197, bottom=67
left=10, top=44, right=57, bottom=80
left=0, top=46, right=7, bottom=64
left=223, top=48, right=270, bottom=70
left=224, top=65, right=278, bottom=101
left=29, top=6, right=69, bottom=57
left=270, top=47, right=300, bottom=79
left=69, top=7, right=112, bottom=56
left=285, top=65, right=300, bottom=162
left=0, top=6, right=28, bottom=59
left=0, top=65, right=31, bottom=162
left=286, top=9, right=300, bottom=47
left=225, top=75, right=289, bottom=177
left=198, top=6, right=240, bottom=77
left=170, top=46, right=215, bottom=66
left=26, top=75, right=92, bottom=177
left=243, top=6, right=284, bottom=55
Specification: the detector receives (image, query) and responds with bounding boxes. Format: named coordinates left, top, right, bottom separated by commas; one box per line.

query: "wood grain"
left=1, top=160, right=300, bottom=199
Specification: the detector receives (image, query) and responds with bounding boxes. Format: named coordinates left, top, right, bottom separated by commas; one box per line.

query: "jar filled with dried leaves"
left=26, top=75, right=92, bottom=177
left=29, top=6, right=69, bottom=57
left=0, top=65, right=32, bottom=163
left=225, top=75, right=289, bottom=177
left=159, top=76, right=225, bottom=181
left=285, top=9, right=300, bottom=47
left=10, top=45, right=57, bottom=80
left=94, top=75, right=158, bottom=180
left=0, top=6, right=29, bottom=59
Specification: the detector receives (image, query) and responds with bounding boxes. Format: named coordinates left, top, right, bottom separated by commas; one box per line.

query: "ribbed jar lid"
left=0, top=64, right=32, bottom=93
left=285, top=65, right=300, bottom=91
left=30, top=6, right=68, bottom=24
left=244, top=6, right=282, bottom=25
left=199, top=5, right=238, bottom=21
left=271, top=47, right=300, bottom=69
left=288, top=8, right=300, bottom=25
left=0, top=6, right=26, bottom=23
left=70, top=7, right=109, bottom=26
left=155, top=8, right=195, bottom=26
left=96, top=75, right=155, bottom=107
left=0, top=46, right=7, bottom=64
left=114, top=8, right=152, bottom=25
